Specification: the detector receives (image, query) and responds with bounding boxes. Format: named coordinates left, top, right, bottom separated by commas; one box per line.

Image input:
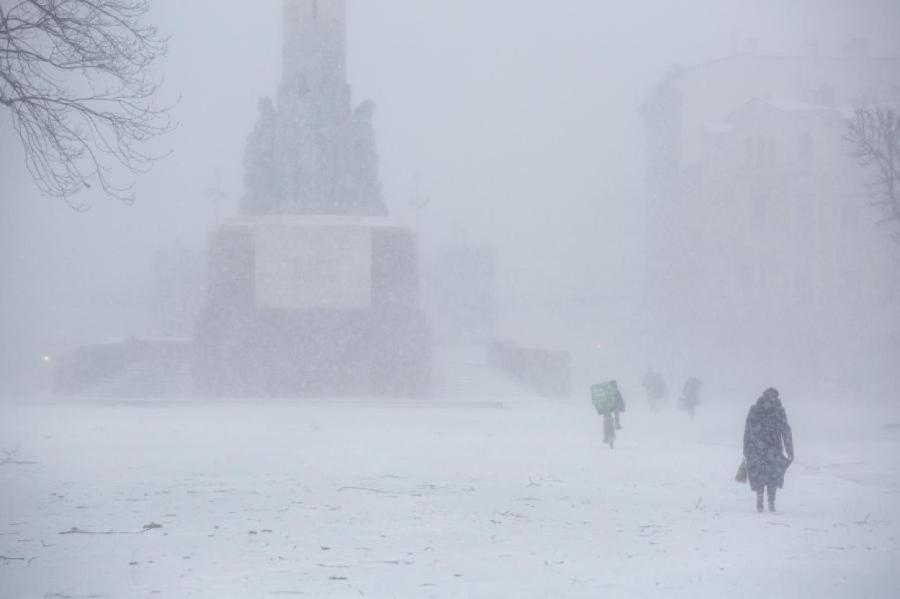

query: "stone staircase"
left=74, top=341, right=193, bottom=399
left=430, top=346, right=534, bottom=399
left=63, top=341, right=535, bottom=401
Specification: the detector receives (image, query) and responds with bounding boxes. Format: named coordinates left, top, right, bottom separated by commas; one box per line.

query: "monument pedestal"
left=196, top=2, right=431, bottom=397
left=194, top=216, right=431, bottom=398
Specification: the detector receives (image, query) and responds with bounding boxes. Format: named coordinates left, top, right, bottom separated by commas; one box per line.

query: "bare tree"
left=847, top=106, right=900, bottom=244
left=0, top=0, right=170, bottom=206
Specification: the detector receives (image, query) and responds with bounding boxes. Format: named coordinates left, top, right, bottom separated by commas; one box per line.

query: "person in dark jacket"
left=743, top=387, right=794, bottom=512
left=613, top=385, right=625, bottom=430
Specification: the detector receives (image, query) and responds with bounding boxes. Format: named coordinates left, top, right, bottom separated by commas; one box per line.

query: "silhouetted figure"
left=591, top=380, right=625, bottom=449
left=678, top=376, right=702, bottom=419
left=642, top=367, right=666, bottom=412
left=743, top=387, right=794, bottom=512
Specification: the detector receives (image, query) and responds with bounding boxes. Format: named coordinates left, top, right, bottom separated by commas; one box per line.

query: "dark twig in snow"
left=58, top=523, right=161, bottom=535
left=338, top=486, right=391, bottom=495
left=1, top=555, right=37, bottom=563
left=0, top=447, right=37, bottom=466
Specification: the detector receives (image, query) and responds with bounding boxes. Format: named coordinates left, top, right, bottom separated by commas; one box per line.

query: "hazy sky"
left=1, top=0, right=898, bottom=387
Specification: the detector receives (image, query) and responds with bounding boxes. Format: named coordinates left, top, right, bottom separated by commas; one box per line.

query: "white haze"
left=2, top=1, right=900, bottom=597
left=1, top=0, right=899, bottom=398
left=1, top=0, right=898, bottom=396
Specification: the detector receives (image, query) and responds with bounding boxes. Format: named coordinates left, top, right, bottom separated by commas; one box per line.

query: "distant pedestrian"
left=743, top=387, right=794, bottom=512
left=591, top=380, right=625, bottom=449
left=678, top=376, right=703, bottom=419
left=642, top=367, right=666, bottom=412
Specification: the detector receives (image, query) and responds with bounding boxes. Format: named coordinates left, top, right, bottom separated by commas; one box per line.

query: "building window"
left=881, top=271, right=896, bottom=306
left=814, top=84, right=836, bottom=106
left=839, top=265, right=861, bottom=301
left=794, top=197, right=813, bottom=233
left=752, top=196, right=767, bottom=230
left=737, top=265, right=753, bottom=298
left=799, top=132, right=814, bottom=164
left=793, top=267, right=812, bottom=304
left=758, top=267, right=769, bottom=298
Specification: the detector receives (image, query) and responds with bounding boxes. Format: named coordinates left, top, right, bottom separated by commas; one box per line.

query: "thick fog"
left=2, top=0, right=898, bottom=398
left=1, top=1, right=898, bottom=394
left=2, top=1, right=900, bottom=596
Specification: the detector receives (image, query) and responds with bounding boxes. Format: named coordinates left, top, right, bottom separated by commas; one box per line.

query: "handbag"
left=735, top=459, right=748, bottom=483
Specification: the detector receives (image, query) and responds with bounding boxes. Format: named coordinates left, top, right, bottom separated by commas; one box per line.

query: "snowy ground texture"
left=1, top=396, right=899, bottom=598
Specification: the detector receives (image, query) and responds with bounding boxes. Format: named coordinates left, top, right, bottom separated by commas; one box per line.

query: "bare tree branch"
left=847, top=106, right=900, bottom=245
left=0, top=0, right=171, bottom=205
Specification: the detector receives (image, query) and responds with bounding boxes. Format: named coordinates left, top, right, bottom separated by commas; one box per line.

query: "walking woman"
left=743, top=388, right=794, bottom=512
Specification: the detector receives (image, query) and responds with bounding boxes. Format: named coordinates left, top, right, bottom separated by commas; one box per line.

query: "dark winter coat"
left=743, top=395, right=794, bottom=492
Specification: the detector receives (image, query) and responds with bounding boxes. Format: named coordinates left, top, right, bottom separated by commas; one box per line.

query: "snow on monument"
left=243, top=0, right=384, bottom=216
left=195, top=0, right=430, bottom=398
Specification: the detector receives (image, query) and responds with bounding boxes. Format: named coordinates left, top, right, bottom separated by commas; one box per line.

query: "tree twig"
left=847, top=106, right=900, bottom=245
left=338, top=486, right=392, bottom=495
left=0, top=0, right=173, bottom=204
left=0, top=555, right=37, bottom=563
left=58, top=524, right=158, bottom=535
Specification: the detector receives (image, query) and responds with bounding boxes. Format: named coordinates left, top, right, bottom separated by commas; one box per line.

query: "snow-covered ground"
left=1, top=396, right=898, bottom=598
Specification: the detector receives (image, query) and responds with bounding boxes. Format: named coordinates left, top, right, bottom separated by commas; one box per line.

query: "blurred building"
left=642, top=46, right=900, bottom=391
left=423, top=243, right=499, bottom=344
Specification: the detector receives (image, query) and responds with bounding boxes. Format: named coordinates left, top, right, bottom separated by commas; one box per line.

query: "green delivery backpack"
left=591, top=381, right=620, bottom=414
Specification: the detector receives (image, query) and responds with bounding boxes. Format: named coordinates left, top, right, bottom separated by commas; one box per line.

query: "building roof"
left=222, top=214, right=406, bottom=230
left=678, top=52, right=900, bottom=77
left=726, top=97, right=854, bottom=122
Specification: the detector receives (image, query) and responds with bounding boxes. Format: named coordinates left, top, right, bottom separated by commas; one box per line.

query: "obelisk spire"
left=243, top=0, right=383, bottom=216
left=282, top=0, right=347, bottom=94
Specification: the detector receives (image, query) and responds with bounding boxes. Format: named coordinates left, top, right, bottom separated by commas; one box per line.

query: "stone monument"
left=195, top=0, right=430, bottom=398
left=241, top=0, right=385, bottom=217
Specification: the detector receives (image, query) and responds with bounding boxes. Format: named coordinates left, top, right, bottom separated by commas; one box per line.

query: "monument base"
left=194, top=216, right=431, bottom=398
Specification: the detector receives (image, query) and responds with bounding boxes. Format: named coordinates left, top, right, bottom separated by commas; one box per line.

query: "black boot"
left=767, top=487, right=777, bottom=513
left=756, top=491, right=764, bottom=513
